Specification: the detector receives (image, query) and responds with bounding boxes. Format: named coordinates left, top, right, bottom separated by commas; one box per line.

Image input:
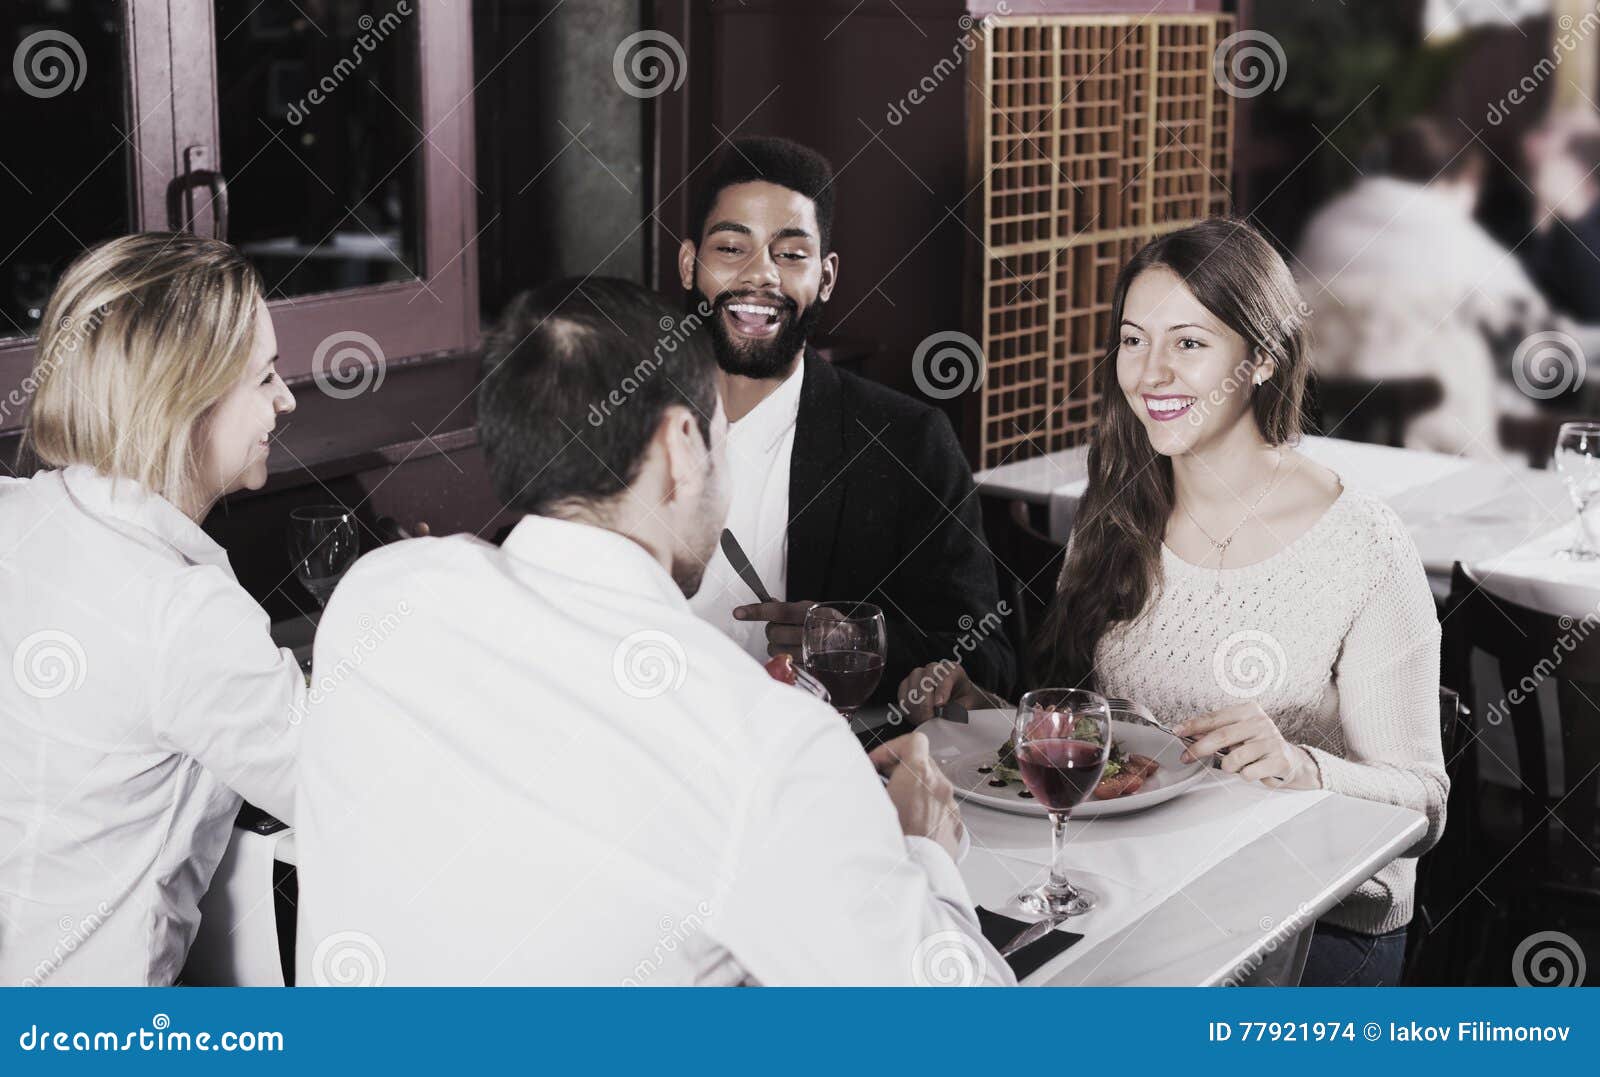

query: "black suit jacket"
left=786, top=348, right=1016, bottom=703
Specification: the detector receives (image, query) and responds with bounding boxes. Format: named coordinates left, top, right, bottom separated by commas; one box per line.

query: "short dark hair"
left=690, top=136, right=836, bottom=253
left=477, top=278, right=718, bottom=516
left=1376, top=117, right=1484, bottom=185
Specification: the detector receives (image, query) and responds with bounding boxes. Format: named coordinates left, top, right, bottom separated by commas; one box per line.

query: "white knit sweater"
left=1090, top=488, right=1447, bottom=935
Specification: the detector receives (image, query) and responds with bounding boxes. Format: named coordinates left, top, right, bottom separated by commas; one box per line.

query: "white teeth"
left=1148, top=397, right=1195, bottom=413
left=727, top=303, right=779, bottom=316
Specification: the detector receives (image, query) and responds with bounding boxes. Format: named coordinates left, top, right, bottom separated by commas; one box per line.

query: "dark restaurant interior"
left=1, top=0, right=1598, bottom=992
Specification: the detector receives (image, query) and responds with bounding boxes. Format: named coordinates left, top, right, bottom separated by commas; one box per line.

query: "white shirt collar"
left=499, top=513, right=688, bottom=610
left=728, top=359, right=805, bottom=455
left=54, top=465, right=234, bottom=576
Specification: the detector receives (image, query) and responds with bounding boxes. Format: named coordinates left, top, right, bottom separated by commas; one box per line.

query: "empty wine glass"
left=801, top=602, right=887, bottom=718
left=1554, top=422, right=1600, bottom=561
left=288, top=505, right=359, bottom=607
left=1013, top=688, right=1111, bottom=917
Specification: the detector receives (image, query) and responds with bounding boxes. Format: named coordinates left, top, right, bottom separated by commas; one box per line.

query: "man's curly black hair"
left=689, top=137, right=836, bottom=254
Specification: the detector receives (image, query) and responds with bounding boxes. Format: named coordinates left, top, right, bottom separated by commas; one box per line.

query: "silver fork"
left=792, top=662, right=830, bottom=702
left=1103, top=697, right=1227, bottom=757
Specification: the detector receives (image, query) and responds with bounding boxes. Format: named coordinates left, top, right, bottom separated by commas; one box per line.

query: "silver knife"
left=720, top=529, right=774, bottom=603
left=934, top=700, right=969, bottom=724
left=1000, top=914, right=1068, bottom=958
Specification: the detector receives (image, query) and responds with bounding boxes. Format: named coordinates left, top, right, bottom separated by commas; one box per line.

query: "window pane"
left=1, top=1, right=131, bottom=340
left=215, top=0, right=424, bottom=300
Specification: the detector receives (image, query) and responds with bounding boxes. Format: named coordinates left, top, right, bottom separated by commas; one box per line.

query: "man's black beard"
left=692, top=286, right=823, bottom=379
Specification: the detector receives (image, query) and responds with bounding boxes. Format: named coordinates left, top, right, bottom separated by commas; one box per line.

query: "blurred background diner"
left=1, top=0, right=1596, bottom=987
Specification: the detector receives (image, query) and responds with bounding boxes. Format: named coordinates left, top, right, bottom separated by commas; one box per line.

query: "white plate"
left=923, top=707, right=1208, bottom=818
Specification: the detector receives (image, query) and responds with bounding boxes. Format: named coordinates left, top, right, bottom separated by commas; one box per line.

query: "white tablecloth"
left=1473, top=515, right=1600, bottom=618
left=955, top=772, right=1330, bottom=982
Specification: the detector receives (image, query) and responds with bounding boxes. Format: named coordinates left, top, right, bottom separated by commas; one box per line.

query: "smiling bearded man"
left=678, top=136, right=1015, bottom=713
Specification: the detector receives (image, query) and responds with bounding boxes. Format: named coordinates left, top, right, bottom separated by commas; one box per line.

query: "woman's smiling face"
left=1114, top=266, right=1269, bottom=458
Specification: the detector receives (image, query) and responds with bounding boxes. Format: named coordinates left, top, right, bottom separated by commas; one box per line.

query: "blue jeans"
left=1301, top=921, right=1407, bottom=986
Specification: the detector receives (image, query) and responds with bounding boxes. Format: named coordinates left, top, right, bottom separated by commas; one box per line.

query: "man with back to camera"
left=679, top=137, right=1016, bottom=707
left=292, top=276, right=1013, bottom=986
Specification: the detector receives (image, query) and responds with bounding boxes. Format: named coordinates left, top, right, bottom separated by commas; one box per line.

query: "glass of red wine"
left=801, top=602, right=887, bottom=718
left=1013, top=688, right=1111, bottom=917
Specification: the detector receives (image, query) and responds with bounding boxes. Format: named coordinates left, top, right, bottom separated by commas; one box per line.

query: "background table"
left=975, top=434, right=1588, bottom=608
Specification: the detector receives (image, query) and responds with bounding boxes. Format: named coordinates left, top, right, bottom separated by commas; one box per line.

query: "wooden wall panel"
left=973, top=12, right=1234, bottom=469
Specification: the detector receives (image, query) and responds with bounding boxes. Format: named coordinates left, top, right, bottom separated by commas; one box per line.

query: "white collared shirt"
left=294, top=514, right=1010, bottom=986
left=689, top=360, right=803, bottom=661
left=0, top=467, right=305, bottom=985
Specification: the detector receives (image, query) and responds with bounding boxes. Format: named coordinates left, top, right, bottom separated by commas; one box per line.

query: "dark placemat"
left=976, top=906, right=1084, bottom=980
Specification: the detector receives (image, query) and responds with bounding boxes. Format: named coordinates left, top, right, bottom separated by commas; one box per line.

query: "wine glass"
left=288, top=505, right=360, bottom=607
left=801, top=601, right=887, bottom=718
left=1554, top=422, right=1600, bottom=561
left=1013, top=688, right=1111, bottom=918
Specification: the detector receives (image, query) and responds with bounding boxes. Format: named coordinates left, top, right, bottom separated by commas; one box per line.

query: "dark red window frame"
left=0, top=0, right=478, bottom=432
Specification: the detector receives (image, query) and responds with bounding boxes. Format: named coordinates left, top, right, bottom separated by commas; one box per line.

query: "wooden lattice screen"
left=973, top=14, right=1235, bottom=470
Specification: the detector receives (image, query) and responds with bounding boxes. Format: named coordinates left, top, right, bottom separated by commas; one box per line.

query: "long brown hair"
left=1033, top=218, right=1312, bottom=688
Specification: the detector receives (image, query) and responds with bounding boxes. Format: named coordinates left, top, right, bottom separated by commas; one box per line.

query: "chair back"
left=1310, top=374, right=1443, bottom=448
left=1441, top=562, right=1600, bottom=893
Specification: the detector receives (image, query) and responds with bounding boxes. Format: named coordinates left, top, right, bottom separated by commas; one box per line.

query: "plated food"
left=920, top=707, right=1208, bottom=818
left=764, top=653, right=800, bottom=685
left=983, top=736, right=1163, bottom=800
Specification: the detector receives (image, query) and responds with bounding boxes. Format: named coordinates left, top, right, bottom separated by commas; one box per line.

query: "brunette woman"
left=898, top=219, right=1447, bottom=986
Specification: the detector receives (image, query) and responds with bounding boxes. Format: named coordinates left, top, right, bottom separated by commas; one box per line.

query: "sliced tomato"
left=1093, top=772, right=1146, bottom=800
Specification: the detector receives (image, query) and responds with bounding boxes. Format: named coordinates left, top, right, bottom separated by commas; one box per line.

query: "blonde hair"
left=21, top=233, right=265, bottom=508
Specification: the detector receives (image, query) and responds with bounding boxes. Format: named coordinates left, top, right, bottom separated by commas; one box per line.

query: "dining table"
left=975, top=433, right=1600, bottom=615
left=185, top=701, right=1426, bottom=988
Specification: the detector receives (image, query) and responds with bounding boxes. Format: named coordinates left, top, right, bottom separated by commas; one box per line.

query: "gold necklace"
left=1179, top=450, right=1284, bottom=592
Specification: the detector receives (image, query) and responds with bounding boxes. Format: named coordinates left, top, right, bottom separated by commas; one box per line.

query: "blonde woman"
left=0, top=233, right=304, bottom=985
left=898, top=220, right=1447, bottom=986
